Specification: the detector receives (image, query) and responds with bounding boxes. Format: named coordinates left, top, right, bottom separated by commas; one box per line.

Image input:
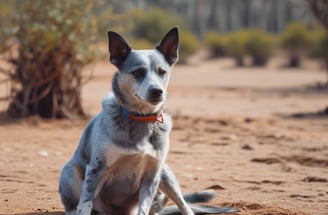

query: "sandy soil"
left=0, top=57, right=328, bottom=215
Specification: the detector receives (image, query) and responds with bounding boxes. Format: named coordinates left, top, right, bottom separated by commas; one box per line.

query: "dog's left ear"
left=156, top=27, right=179, bottom=65
left=108, top=31, right=132, bottom=68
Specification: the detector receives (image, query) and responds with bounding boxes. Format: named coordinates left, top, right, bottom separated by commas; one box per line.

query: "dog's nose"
left=149, top=88, right=163, bottom=98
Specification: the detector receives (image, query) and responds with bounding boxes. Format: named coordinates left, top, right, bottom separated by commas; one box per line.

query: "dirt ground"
left=1, top=56, right=328, bottom=215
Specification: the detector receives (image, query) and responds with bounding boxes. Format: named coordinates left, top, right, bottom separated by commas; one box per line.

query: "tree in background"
left=307, top=0, right=328, bottom=86
left=0, top=0, right=97, bottom=119
left=130, top=8, right=199, bottom=64
left=279, top=22, right=311, bottom=68
left=224, top=30, right=249, bottom=67
left=244, top=29, right=275, bottom=66
left=205, top=29, right=275, bottom=67
left=132, top=8, right=179, bottom=44
left=204, top=32, right=227, bottom=59
left=308, top=0, right=328, bottom=30
left=307, top=0, right=328, bottom=114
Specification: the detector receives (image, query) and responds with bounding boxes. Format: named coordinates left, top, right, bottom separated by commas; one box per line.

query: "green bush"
left=204, top=29, right=274, bottom=67
left=0, top=0, right=97, bottom=118
left=130, top=31, right=198, bottom=64
left=130, top=39, right=153, bottom=50
left=131, top=8, right=181, bottom=44
left=178, top=31, right=199, bottom=64
left=244, top=29, right=275, bottom=66
left=129, top=8, right=197, bottom=64
left=308, top=29, right=328, bottom=85
left=308, top=30, right=328, bottom=61
left=205, top=32, right=227, bottom=58
left=316, top=34, right=328, bottom=66
left=280, top=22, right=311, bottom=50
left=279, top=22, right=311, bottom=67
left=224, top=30, right=250, bottom=66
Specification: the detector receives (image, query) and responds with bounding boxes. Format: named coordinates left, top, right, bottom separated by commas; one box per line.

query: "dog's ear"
left=156, top=27, right=179, bottom=65
left=108, top=31, right=132, bottom=68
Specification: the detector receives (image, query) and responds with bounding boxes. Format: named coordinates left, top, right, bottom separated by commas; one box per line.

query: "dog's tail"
left=160, top=189, right=239, bottom=215
left=183, top=189, right=217, bottom=204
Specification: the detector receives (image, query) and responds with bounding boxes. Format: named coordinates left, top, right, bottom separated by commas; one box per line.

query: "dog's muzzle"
left=147, top=87, right=163, bottom=104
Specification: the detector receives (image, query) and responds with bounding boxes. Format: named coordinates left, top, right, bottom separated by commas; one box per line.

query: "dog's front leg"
left=160, top=163, right=194, bottom=215
left=76, top=159, right=104, bottom=215
left=138, top=174, right=161, bottom=215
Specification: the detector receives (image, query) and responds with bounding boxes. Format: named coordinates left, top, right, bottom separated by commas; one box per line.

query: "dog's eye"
left=132, top=68, right=146, bottom=78
left=158, top=68, right=167, bottom=76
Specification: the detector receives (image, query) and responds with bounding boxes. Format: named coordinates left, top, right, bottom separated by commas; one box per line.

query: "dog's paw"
left=178, top=206, right=195, bottom=215
left=183, top=206, right=195, bottom=215
left=76, top=201, right=92, bottom=215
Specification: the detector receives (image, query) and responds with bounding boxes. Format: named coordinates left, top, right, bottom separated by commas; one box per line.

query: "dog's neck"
left=122, top=107, right=164, bottom=123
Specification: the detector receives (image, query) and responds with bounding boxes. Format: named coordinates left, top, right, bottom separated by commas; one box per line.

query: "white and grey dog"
left=59, top=27, right=238, bottom=215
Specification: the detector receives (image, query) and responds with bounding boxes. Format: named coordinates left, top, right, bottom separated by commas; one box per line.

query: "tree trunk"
left=252, top=56, right=268, bottom=67
left=7, top=39, right=86, bottom=119
left=288, top=54, right=301, bottom=68
left=234, top=55, right=244, bottom=67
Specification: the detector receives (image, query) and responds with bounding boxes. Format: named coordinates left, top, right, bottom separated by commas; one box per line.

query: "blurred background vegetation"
left=0, top=0, right=327, bottom=119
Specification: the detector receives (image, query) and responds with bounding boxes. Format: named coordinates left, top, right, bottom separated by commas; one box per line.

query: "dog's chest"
left=98, top=138, right=161, bottom=206
left=103, top=131, right=159, bottom=165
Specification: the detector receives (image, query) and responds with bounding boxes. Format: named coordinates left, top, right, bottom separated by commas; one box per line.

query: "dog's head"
left=108, top=27, right=179, bottom=114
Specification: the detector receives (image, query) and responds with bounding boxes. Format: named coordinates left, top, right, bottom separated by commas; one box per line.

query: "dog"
left=59, top=27, right=239, bottom=215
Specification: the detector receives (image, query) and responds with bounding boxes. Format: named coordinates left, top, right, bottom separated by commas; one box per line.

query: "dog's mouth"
left=148, top=100, right=162, bottom=105
left=134, top=93, right=163, bottom=105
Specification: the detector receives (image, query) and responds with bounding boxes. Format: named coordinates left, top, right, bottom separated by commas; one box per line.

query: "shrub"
left=0, top=0, right=97, bottom=119
left=224, top=30, right=249, bottom=66
left=205, top=32, right=227, bottom=58
left=308, top=30, right=328, bottom=60
left=315, top=34, right=328, bottom=66
left=308, top=29, right=328, bottom=85
left=308, top=0, right=328, bottom=30
left=279, top=22, right=311, bottom=67
left=205, top=29, right=274, bottom=67
left=131, top=8, right=181, bottom=44
left=130, top=31, right=198, bottom=64
left=244, top=29, right=275, bottom=66
left=130, top=39, right=153, bottom=50
left=317, top=34, right=328, bottom=85
left=178, top=31, right=199, bottom=64
left=129, top=8, right=197, bottom=64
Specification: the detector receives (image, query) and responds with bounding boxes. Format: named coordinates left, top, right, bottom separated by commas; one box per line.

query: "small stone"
left=242, top=144, right=254, bottom=150
left=38, top=150, right=48, bottom=157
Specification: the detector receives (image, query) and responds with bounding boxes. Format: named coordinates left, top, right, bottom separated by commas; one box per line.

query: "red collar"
left=122, top=107, right=164, bottom=123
